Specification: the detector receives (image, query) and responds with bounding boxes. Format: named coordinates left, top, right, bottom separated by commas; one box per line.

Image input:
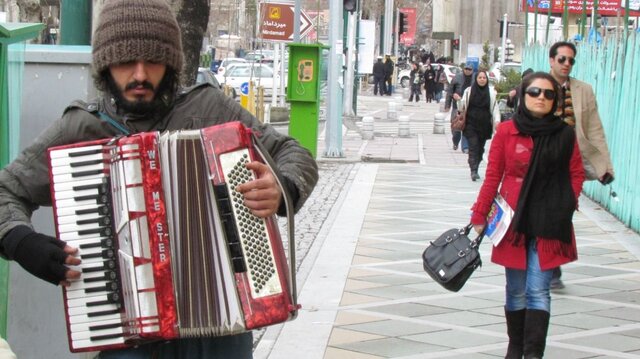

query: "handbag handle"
left=461, top=223, right=485, bottom=248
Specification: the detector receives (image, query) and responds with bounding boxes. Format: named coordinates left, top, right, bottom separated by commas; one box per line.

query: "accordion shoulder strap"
left=97, top=112, right=131, bottom=136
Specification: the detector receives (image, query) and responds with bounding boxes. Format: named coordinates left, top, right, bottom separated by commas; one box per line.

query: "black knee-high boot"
left=523, top=309, right=550, bottom=359
left=505, top=309, right=526, bottom=359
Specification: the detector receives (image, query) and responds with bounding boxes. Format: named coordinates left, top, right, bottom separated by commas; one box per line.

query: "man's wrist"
left=1, top=225, right=33, bottom=260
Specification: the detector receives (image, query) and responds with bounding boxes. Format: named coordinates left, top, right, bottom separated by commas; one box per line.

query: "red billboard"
left=399, top=8, right=417, bottom=46
left=522, top=0, right=640, bottom=16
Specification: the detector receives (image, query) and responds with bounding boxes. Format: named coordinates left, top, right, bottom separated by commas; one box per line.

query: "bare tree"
left=16, top=0, right=41, bottom=22
left=171, top=0, right=210, bottom=86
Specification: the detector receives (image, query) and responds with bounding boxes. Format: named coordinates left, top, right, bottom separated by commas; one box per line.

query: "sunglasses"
left=525, top=87, right=556, bottom=100
left=557, top=55, right=576, bottom=66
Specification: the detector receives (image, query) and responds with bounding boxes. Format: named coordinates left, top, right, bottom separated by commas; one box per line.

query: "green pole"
left=624, top=0, right=630, bottom=40
left=0, top=44, right=8, bottom=339
left=60, top=0, right=92, bottom=45
left=525, top=3, right=529, bottom=44
left=563, top=1, right=569, bottom=40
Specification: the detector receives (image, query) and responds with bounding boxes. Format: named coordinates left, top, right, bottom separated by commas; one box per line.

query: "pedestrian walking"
left=384, top=54, right=395, bottom=96
left=471, top=72, right=585, bottom=359
left=446, top=65, right=474, bottom=153
left=456, top=70, right=501, bottom=181
left=423, top=63, right=437, bottom=103
left=372, top=56, right=386, bottom=96
left=547, top=41, right=615, bottom=290
left=408, top=62, right=423, bottom=102
left=0, top=0, right=319, bottom=358
left=434, top=64, right=447, bottom=102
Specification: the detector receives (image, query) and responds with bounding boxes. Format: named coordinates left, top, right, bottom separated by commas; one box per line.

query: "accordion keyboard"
left=49, top=145, right=126, bottom=350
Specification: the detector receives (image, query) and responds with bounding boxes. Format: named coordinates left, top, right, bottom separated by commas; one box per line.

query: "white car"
left=488, top=62, right=521, bottom=83
left=216, top=57, right=247, bottom=77
left=397, top=64, right=461, bottom=88
left=215, top=63, right=279, bottom=98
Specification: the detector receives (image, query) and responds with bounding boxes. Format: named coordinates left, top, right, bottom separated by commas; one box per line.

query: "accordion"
left=47, top=122, right=298, bottom=352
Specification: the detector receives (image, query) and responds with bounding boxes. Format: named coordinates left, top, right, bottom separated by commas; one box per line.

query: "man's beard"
left=106, top=71, right=176, bottom=115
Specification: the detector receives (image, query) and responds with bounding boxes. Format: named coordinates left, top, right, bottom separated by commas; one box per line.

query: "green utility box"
left=0, top=22, right=44, bottom=339
left=286, top=43, right=326, bottom=158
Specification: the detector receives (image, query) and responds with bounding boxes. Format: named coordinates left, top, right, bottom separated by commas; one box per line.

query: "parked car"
left=196, top=67, right=222, bottom=89
left=215, top=63, right=279, bottom=98
left=215, top=57, right=247, bottom=76
left=488, top=62, right=521, bottom=83
left=397, top=64, right=460, bottom=88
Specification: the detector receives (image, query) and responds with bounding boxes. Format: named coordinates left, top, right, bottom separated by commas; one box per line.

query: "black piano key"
left=76, top=216, right=111, bottom=227
left=75, top=205, right=110, bottom=216
left=79, top=238, right=114, bottom=250
left=84, top=281, right=118, bottom=294
left=68, top=148, right=103, bottom=157
left=89, top=322, right=123, bottom=331
left=88, top=308, right=121, bottom=318
left=72, top=181, right=109, bottom=193
left=83, top=270, right=117, bottom=283
left=73, top=193, right=110, bottom=204
left=81, top=249, right=115, bottom=260
left=78, top=226, right=112, bottom=237
left=82, top=260, right=117, bottom=273
left=90, top=333, right=125, bottom=342
left=87, top=292, right=121, bottom=307
left=70, top=158, right=105, bottom=168
left=72, top=169, right=105, bottom=178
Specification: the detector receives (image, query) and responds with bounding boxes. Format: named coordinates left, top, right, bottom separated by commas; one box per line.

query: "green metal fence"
left=522, top=33, right=639, bottom=232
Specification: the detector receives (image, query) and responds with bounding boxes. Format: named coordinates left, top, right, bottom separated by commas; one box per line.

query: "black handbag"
left=422, top=224, right=484, bottom=292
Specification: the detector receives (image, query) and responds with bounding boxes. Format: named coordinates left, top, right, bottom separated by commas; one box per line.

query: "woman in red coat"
left=470, top=72, right=584, bottom=359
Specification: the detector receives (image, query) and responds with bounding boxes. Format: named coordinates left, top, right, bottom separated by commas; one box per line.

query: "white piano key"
left=67, top=294, right=112, bottom=309
left=58, top=222, right=110, bottom=235
left=68, top=302, right=120, bottom=317
left=71, top=325, right=124, bottom=341
left=55, top=203, right=110, bottom=217
left=52, top=171, right=105, bottom=184
left=58, top=229, right=111, bottom=242
left=56, top=196, right=108, bottom=209
left=68, top=311, right=122, bottom=325
left=49, top=145, right=105, bottom=159
left=50, top=152, right=108, bottom=168
left=51, top=162, right=108, bottom=176
left=53, top=177, right=106, bottom=192
left=54, top=187, right=102, bottom=201
left=70, top=317, right=122, bottom=334
left=56, top=211, right=104, bottom=225
left=66, top=277, right=116, bottom=292
left=72, top=337, right=126, bottom=350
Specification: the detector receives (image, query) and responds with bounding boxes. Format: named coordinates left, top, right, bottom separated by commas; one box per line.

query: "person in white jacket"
left=0, top=335, right=17, bottom=359
left=457, top=70, right=501, bottom=181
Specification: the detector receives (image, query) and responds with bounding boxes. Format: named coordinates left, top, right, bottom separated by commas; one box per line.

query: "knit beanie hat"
left=92, top=0, right=183, bottom=76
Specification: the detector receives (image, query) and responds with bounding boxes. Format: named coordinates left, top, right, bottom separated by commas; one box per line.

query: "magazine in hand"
left=485, top=194, right=513, bottom=246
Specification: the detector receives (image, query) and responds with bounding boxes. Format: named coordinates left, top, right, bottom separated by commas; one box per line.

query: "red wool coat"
left=471, top=121, right=585, bottom=270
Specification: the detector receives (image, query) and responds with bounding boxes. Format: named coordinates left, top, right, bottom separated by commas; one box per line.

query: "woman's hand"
left=473, top=224, right=485, bottom=235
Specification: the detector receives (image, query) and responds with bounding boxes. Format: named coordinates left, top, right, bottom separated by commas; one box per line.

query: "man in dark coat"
left=372, top=56, right=386, bottom=95
left=445, top=65, right=474, bottom=152
left=383, top=54, right=395, bottom=96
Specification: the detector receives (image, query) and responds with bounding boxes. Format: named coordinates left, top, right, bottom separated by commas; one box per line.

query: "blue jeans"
left=505, top=239, right=553, bottom=312
left=97, top=332, right=253, bottom=359
left=452, top=130, right=468, bottom=151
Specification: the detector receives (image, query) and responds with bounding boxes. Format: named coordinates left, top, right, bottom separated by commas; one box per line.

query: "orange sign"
left=260, top=3, right=313, bottom=42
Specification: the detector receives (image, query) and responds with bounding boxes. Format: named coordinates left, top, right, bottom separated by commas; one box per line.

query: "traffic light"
left=452, top=38, right=460, bottom=50
left=344, top=0, right=357, bottom=12
left=398, top=11, right=408, bottom=36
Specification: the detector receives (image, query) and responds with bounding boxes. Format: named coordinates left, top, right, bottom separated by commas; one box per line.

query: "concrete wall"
left=8, top=44, right=96, bottom=359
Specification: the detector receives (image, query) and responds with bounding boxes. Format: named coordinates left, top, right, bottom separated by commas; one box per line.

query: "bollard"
left=388, top=102, right=397, bottom=120
left=433, top=112, right=446, bottom=134
left=394, top=95, right=404, bottom=111
left=362, top=116, right=374, bottom=140
left=403, top=86, right=411, bottom=100
left=439, top=97, right=447, bottom=113
left=398, top=115, right=410, bottom=137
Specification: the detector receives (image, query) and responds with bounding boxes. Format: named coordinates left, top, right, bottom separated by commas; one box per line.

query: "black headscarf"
left=511, top=75, right=577, bottom=244
left=465, top=71, right=492, bottom=139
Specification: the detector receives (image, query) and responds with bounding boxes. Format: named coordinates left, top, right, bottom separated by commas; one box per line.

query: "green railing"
left=522, top=33, right=639, bottom=232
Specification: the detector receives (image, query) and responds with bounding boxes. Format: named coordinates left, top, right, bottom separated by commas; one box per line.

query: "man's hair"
left=92, top=0, right=184, bottom=91
left=549, top=41, right=577, bottom=59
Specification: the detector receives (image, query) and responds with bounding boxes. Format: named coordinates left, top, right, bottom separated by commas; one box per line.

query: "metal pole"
left=394, top=8, right=399, bottom=58
left=343, top=11, right=357, bottom=117
left=60, top=0, right=91, bottom=45
left=563, top=0, right=569, bottom=40
left=279, top=42, right=286, bottom=107
left=501, top=13, right=507, bottom=68
left=534, top=1, right=539, bottom=44
left=383, top=0, right=394, bottom=55
left=293, top=0, right=301, bottom=42
left=325, top=0, right=344, bottom=157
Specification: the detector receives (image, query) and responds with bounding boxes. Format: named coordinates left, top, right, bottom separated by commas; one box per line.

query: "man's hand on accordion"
left=235, top=161, right=283, bottom=218
left=3, top=225, right=81, bottom=286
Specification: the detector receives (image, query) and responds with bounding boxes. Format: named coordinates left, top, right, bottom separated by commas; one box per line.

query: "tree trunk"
left=16, top=0, right=44, bottom=42
left=171, top=0, right=210, bottom=87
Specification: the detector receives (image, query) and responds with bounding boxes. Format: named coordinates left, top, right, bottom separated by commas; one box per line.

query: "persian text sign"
left=259, top=2, right=313, bottom=42
left=522, top=0, right=640, bottom=16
